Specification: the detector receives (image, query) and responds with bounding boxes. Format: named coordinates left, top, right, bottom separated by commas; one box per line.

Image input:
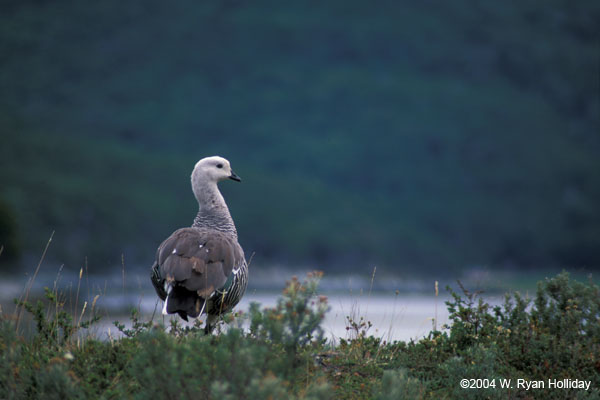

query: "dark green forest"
left=0, top=1, right=599, bottom=275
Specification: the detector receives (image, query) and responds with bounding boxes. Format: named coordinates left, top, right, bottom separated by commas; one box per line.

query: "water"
left=98, top=291, right=455, bottom=342
left=2, top=270, right=502, bottom=342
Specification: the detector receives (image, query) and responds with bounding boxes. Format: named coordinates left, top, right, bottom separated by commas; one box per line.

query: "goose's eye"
left=216, top=163, right=223, bottom=169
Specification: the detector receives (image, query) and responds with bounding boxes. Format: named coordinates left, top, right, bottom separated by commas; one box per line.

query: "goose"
left=150, top=156, right=248, bottom=333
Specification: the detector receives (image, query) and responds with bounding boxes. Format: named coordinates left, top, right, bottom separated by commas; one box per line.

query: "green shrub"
left=122, top=327, right=330, bottom=400
left=118, top=272, right=331, bottom=399
left=389, top=272, right=600, bottom=399
left=249, top=272, right=328, bottom=375
left=372, top=369, right=425, bottom=400
left=0, top=319, right=87, bottom=400
left=14, top=288, right=99, bottom=348
left=439, top=344, right=505, bottom=400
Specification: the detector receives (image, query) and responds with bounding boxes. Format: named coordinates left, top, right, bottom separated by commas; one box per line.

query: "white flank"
left=162, top=286, right=172, bottom=315
left=198, top=298, right=207, bottom=316
left=162, top=297, right=168, bottom=315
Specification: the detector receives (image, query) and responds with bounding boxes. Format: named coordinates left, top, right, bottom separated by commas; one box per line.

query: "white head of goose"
left=151, top=156, right=248, bottom=334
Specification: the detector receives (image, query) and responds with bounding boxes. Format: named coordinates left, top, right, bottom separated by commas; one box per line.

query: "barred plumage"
left=209, top=260, right=249, bottom=319
left=150, top=156, right=248, bottom=333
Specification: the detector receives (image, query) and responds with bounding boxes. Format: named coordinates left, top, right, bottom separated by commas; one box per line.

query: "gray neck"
left=191, top=180, right=238, bottom=238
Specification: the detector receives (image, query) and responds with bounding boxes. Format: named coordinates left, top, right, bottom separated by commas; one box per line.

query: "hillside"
left=1, top=1, right=599, bottom=274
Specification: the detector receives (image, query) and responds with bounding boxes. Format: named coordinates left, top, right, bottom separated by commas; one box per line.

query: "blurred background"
left=1, top=0, right=599, bottom=302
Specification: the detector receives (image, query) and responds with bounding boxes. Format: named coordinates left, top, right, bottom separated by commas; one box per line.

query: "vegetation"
left=1, top=271, right=598, bottom=399
left=1, top=1, right=599, bottom=273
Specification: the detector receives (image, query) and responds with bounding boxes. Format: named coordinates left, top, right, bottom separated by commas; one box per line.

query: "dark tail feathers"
left=164, top=285, right=205, bottom=320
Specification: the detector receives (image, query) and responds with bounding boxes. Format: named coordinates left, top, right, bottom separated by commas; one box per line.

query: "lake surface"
left=1, top=270, right=504, bottom=342
left=99, top=291, right=466, bottom=342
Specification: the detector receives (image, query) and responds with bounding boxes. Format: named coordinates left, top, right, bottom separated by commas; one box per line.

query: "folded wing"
left=151, top=227, right=244, bottom=319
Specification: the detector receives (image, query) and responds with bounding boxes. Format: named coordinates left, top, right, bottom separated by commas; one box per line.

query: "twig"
left=121, top=254, right=126, bottom=298
left=150, top=299, right=159, bottom=323
left=247, top=251, right=255, bottom=268
left=16, top=230, right=55, bottom=333
left=366, top=266, right=376, bottom=315
left=75, top=266, right=83, bottom=322
left=77, top=301, right=88, bottom=327
left=434, top=280, right=438, bottom=331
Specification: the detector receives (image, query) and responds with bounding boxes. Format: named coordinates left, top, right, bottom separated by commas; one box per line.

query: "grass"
left=1, top=267, right=599, bottom=399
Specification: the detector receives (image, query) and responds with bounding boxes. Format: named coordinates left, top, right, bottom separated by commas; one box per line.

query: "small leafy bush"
left=113, top=308, right=154, bottom=338
left=372, top=368, right=425, bottom=400
left=14, top=288, right=100, bottom=348
left=387, top=272, right=600, bottom=399
left=1, top=286, right=96, bottom=399
left=117, top=272, right=331, bottom=399
left=122, top=326, right=331, bottom=400
left=439, top=344, right=505, bottom=400
left=249, top=272, right=328, bottom=375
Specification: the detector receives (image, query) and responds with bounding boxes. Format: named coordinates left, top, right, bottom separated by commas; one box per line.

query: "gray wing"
left=151, top=227, right=243, bottom=298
